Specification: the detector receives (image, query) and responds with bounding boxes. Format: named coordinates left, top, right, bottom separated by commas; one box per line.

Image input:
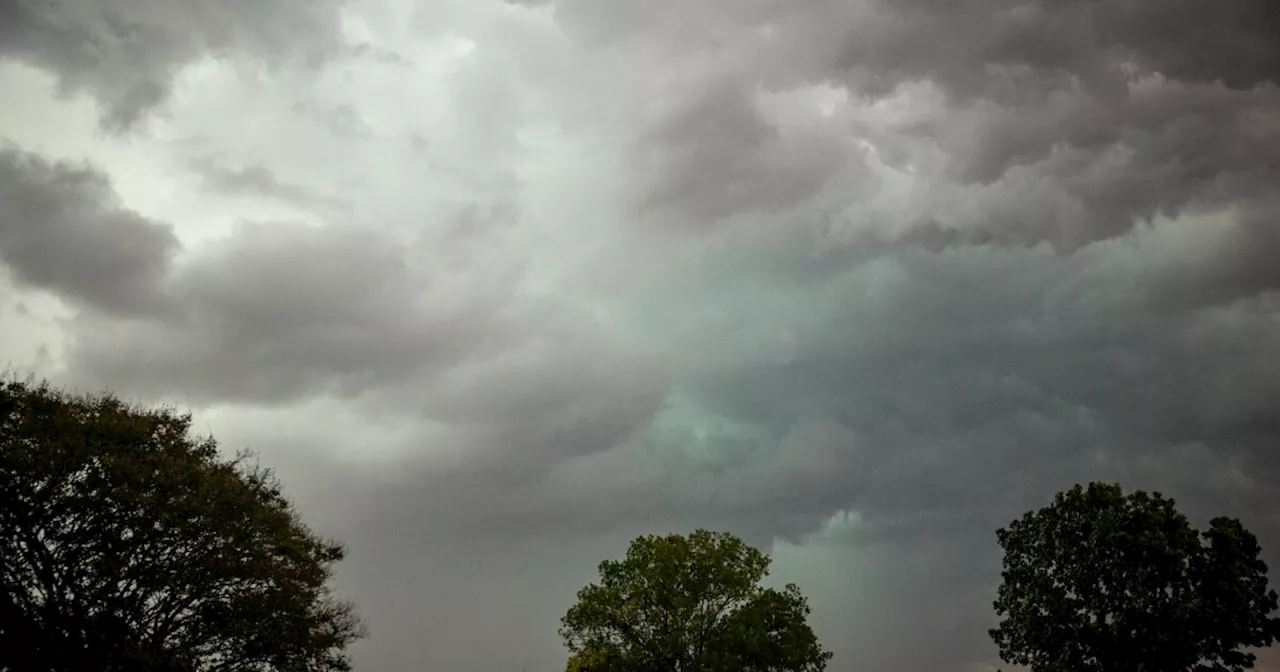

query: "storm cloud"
left=0, top=145, right=178, bottom=313
left=0, top=0, right=348, bottom=131
left=2, top=0, right=1279, bottom=670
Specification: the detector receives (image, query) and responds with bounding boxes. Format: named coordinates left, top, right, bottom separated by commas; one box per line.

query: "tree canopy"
left=559, top=529, right=832, bottom=672
left=0, top=379, right=365, bottom=672
left=990, top=481, right=1279, bottom=672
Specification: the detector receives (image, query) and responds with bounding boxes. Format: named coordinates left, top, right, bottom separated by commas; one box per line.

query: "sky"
left=1, top=0, right=1279, bottom=670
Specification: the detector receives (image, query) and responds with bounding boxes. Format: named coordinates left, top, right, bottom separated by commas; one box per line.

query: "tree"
left=990, top=481, right=1280, bottom=672
left=0, top=380, right=366, bottom=672
left=559, top=529, right=833, bottom=672
left=564, top=644, right=625, bottom=672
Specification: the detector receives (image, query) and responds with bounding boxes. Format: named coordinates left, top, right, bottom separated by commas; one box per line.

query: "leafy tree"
left=990, top=481, right=1280, bottom=672
left=559, top=529, right=832, bottom=672
left=0, top=380, right=366, bottom=672
left=565, top=643, right=625, bottom=672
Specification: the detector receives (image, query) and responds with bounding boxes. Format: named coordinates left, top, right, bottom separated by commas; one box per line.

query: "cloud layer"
left=2, top=0, right=1279, bottom=670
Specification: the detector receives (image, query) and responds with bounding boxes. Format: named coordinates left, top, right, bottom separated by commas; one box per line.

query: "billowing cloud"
left=543, top=0, right=1280, bottom=248
left=0, top=0, right=348, bottom=131
left=0, top=146, right=178, bottom=313
left=2, top=0, right=1279, bottom=671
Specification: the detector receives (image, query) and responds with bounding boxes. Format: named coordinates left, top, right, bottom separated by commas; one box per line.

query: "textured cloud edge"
left=2, top=0, right=1280, bottom=670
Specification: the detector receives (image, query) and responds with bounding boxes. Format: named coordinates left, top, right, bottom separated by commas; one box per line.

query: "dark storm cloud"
left=290, top=211, right=1280, bottom=670
left=672, top=234, right=1279, bottom=511
left=550, top=0, right=1280, bottom=248
left=635, top=75, right=865, bottom=224
left=612, top=230, right=1280, bottom=671
left=0, top=0, right=347, bottom=131
left=63, top=218, right=532, bottom=405
left=0, top=145, right=538, bottom=406
left=907, top=78, right=1280, bottom=248
left=0, top=146, right=670, bottom=480
left=0, top=145, right=177, bottom=313
left=265, top=196, right=1278, bottom=572
left=1141, top=200, right=1280, bottom=312
left=826, top=1, right=1280, bottom=248
left=829, top=0, right=1280, bottom=98
left=333, top=218, right=1280, bottom=545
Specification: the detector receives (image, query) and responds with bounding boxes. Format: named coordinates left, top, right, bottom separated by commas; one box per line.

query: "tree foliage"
left=0, top=380, right=365, bottom=672
left=990, top=482, right=1280, bottom=672
left=559, top=529, right=832, bottom=672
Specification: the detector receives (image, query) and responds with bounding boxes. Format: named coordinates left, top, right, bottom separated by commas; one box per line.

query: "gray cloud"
left=903, top=78, right=1280, bottom=248
left=548, top=0, right=1280, bottom=249
left=0, top=0, right=347, bottom=131
left=618, top=234, right=1280, bottom=670
left=0, top=145, right=522, bottom=405
left=188, top=155, right=351, bottom=213
left=0, top=145, right=671, bottom=483
left=635, top=75, right=867, bottom=224
left=62, top=217, right=538, bottom=406
left=625, top=231, right=1280, bottom=509
left=0, top=145, right=178, bottom=314
left=828, top=0, right=1280, bottom=99
left=1141, top=200, right=1280, bottom=312
left=295, top=219, right=1280, bottom=671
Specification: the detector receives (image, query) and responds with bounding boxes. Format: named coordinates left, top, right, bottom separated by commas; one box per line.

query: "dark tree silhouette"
left=560, top=529, right=832, bottom=672
left=0, top=380, right=365, bottom=672
left=991, top=482, right=1279, bottom=672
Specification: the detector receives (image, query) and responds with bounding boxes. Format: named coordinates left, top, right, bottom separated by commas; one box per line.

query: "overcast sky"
left=2, top=0, right=1280, bottom=670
